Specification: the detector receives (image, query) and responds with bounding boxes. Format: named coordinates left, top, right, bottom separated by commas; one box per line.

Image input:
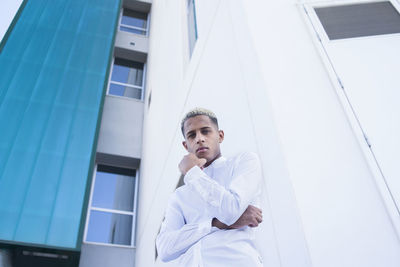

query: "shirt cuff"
left=198, top=219, right=213, bottom=234
left=183, top=165, right=203, bottom=184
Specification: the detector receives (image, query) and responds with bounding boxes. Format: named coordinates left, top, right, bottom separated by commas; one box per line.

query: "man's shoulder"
left=230, top=151, right=260, bottom=163
left=171, top=184, right=191, bottom=200
left=227, top=151, right=261, bottom=173
left=164, top=188, right=186, bottom=212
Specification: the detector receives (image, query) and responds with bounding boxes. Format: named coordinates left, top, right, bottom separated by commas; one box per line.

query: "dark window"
left=315, top=2, right=400, bottom=40
left=120, top=9, right=148, bottom=35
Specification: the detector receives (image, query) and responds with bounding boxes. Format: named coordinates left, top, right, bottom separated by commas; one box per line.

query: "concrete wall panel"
left=97, top=96, right=144, bottom=159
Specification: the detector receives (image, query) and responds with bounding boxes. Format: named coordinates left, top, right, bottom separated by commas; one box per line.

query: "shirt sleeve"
left=156, top=195, right=214, bottom=262
left=183, top=152, right=262, bottom=226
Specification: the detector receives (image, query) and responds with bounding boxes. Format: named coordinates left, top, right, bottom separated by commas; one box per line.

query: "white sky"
left=0, top=0, right=23, bottom=42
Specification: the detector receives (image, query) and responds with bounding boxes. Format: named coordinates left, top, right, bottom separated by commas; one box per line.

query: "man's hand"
left=229, top=205, right=262, bottom=228
left=212, top=218, right=229, bottom=229
left=179, top=153, right=207, bottom=175
left=212, top=205, right=263, bottom=229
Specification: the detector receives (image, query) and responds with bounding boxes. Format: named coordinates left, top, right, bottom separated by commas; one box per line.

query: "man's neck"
left=204, top=152, right=222, bottom=168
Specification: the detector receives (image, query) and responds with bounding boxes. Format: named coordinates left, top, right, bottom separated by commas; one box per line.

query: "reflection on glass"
left=92, top=168, right=135, bottom=212
left=124, top=86, right=142, bottom=99
left=86, top=211, right=132, bottom=245
left=109, top=83, right=142, bottom=99
left=120, top=26, right=146, bottom=35
left=120, top=9, right=147, bottom=35
left=111, top=58, right=143, bottom=86
left=109, top=83, right=124, bottom=96
left=187, top=0, right=198, bottom=57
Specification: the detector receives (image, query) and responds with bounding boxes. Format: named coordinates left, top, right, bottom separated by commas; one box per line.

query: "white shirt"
left=156, top=152, right=263, bottom=267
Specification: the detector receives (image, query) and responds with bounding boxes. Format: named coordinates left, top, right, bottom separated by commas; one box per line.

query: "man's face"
left=182, top=115, right=224, bottom=165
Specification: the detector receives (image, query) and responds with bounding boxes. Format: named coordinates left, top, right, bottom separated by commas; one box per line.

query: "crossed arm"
left=156, top=199, right=215, bottom=262
left=156, top=152, right=263, bottom=262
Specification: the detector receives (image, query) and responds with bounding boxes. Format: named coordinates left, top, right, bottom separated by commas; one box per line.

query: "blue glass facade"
left=0, top=0, right=120, bottom=249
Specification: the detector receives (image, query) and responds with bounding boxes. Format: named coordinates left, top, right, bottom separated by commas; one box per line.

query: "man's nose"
left=196, top=134, right=205, bottom=143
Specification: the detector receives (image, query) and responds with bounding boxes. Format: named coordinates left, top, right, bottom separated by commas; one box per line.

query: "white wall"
left=242, top=0, right=400, bottom=266
left=97, top=96, right=144, bottom=159
left=0, top=0, right=23, bottom=43
left=302, top=0, right=400, bottom=228
left=135, top=0, right=400, bottom=266
left=79, top=243, right=135, bottom=267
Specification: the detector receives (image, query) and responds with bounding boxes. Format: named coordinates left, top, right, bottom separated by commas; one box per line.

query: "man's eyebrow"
left=185, top=127, right=212, bottom=137
left=185, top=130, right=195, bottom=137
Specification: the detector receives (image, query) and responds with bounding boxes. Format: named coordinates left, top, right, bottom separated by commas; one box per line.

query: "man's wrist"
left=212, top=218, right=229, bottom=229
left=183, top=165, right=202, bottom=184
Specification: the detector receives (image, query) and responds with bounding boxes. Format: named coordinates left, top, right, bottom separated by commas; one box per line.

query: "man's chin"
left=195, top=153, right=209, bottom=161
left=194, top=150, right=203, bottom=156
left=196, top=154, right=208, bottom=160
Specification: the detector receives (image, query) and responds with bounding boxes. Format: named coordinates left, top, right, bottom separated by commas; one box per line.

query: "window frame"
left=106, top=57, right=147, bottom=101
left=187, top=0, right=198, bottom=57
left=118, top=8, right=150, bottom=36
left=83, top=164, right=140, bottom=248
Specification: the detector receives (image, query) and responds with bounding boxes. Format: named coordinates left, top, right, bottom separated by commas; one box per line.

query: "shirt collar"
left=204, top=156, right=226, bottom=170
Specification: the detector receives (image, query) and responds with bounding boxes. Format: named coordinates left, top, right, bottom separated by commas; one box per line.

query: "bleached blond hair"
left=181, top=107, right=219, bottom=136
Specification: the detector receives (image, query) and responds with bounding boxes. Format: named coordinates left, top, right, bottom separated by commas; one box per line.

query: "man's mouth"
left=196, top=147, right=208, bottom=153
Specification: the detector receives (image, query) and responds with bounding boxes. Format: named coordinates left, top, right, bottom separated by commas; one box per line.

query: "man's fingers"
left=188, top=153, right=206, bottom=166
left=248, top=206, right=262, bottom=218
left=249, top=219, right=259, bottom=227
left=179, top=154, right=208, bottom=174
left=198, top=158, right=207, bottom=166
left=248, top=205, right=262, bottom=213
left=256, top=211, right=262, bottom=219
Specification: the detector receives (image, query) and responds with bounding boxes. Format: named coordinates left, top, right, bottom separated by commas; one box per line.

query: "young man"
left=156, top=108, right=263, bottom=266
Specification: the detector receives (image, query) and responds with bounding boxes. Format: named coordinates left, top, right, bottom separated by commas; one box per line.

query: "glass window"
left=86, top=211, right=133, bottom=246
left=315, top=2, right=400, bottom=40
left=119, top=9, right=148, bottom=35
left=108, top=58, right=144, bottom=100
left=91, top=166, right=135, bottom=212
left=187, top=0, right=198, bottom=57
left=85, top=165, right=138, bottom=246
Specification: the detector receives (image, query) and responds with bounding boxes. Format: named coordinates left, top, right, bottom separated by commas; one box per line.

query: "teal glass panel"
left=0, top=0, right=121, bottom=249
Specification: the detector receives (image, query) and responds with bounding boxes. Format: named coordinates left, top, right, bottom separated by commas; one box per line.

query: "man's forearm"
left=184, top=152, right=263, bottom=225
left=157, top=220, right=213, bottom=262
left=212, top=218, right=229, bottom=229
left=185, top=166, right=261, bottom=225
left=211, top=218, right=241, bottom=229
left=211, top=205, right=263, bottom=230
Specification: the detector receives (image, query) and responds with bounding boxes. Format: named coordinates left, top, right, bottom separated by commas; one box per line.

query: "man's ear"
left=182, top=140, right=188, bottom=151
left=218, top=130, right=224, bottom=143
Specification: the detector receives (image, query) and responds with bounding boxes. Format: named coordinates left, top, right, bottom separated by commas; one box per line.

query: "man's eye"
left=201, top=130, right=209, bottom=134
left=188, top=134, right=195, bottom=139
